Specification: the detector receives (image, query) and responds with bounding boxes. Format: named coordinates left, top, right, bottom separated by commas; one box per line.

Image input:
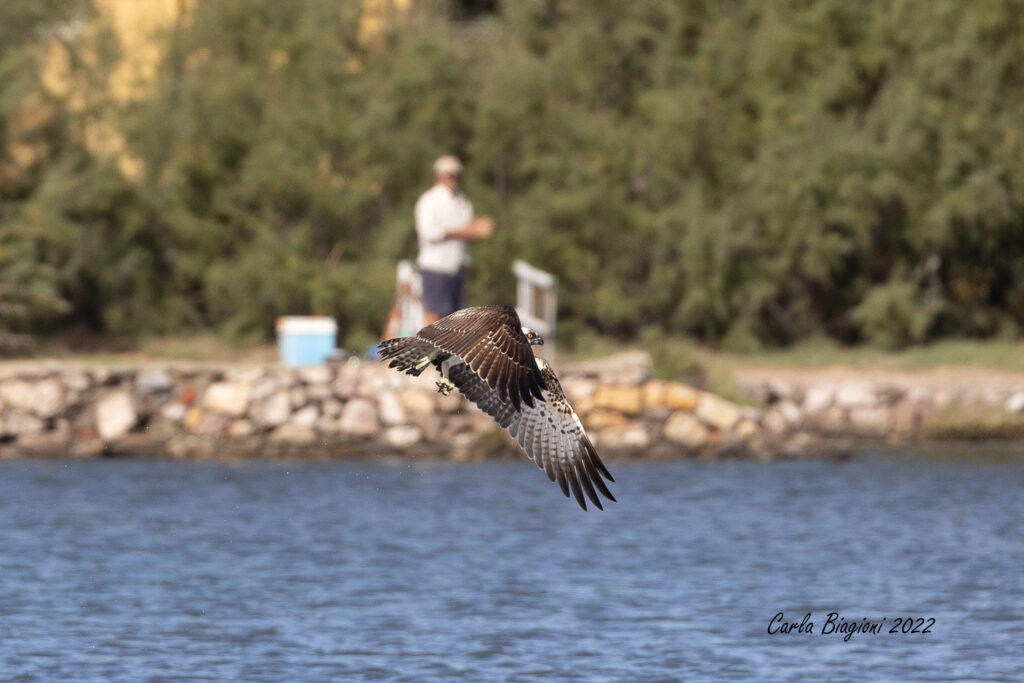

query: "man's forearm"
left=445, top=216, right=493, bottom=241
left=445, top=223, right=480, bottom=240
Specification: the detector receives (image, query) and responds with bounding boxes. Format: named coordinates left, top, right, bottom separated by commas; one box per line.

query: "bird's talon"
left=436, top=380, right=454, bottom=396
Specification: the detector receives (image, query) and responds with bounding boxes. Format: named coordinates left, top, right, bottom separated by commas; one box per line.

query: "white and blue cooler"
left=276, top=316, right=338, bottom=367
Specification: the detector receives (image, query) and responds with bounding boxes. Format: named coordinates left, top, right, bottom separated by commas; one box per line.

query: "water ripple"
left=0, top=453, right=1022, bottom=680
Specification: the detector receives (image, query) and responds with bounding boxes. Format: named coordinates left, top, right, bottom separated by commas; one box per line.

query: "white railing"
left=382, top=260, right=424, bottom=340
left=396, top=260, right=424, bottom=335
left=512, top=260, right=558, bottom=362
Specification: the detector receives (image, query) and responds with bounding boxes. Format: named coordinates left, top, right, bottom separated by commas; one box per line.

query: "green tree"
left=4, top=0, right=1024, bottom=352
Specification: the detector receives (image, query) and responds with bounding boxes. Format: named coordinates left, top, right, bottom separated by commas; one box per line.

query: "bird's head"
left=522, top=327, right=544, bottom=346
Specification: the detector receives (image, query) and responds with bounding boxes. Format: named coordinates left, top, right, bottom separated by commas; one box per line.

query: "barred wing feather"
left=415, top=306, right=546, bottom=410
left=448, top=358, right=615, bottom=510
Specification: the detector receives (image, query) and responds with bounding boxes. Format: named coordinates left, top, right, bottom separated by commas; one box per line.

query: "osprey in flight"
left=378, top=305, right=615, bottom=510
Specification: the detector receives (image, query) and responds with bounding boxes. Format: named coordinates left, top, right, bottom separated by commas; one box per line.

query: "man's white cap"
left=433, top=154, right=463, bottom=176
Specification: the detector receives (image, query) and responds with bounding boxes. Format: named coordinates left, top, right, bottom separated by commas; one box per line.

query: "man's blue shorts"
left=420, top=267, right=465, bottom=317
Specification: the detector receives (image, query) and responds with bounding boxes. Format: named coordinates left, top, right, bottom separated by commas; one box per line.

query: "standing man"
left=414, top=155, right=494, bottom=324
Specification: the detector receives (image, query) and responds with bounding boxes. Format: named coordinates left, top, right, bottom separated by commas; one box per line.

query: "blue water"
left=1, top=450, right=1022, bottom=681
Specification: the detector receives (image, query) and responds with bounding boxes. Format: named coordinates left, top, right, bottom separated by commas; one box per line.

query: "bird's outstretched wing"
left=449, top=357, right=615, bottom=511
left=414, top=306, right=546, bottom=410
left=377, top=335, right=444, bottom=376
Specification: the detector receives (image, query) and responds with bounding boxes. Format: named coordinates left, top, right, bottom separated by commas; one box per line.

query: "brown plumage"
left=378, top=305, right=615, bottom=510
left=379, top=306, right=546, bottom=410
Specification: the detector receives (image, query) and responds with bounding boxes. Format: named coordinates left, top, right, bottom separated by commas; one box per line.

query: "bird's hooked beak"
left=524, top=327, right=544, bottom=346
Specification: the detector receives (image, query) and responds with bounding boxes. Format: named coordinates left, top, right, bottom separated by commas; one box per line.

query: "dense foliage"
left=2, top=0, right=1023, bottom=350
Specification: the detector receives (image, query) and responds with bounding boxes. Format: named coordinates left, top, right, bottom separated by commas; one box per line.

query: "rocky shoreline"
left=1, top=353, right=1023, bottom=461
left=741, top=367, right=1024, bottom=443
